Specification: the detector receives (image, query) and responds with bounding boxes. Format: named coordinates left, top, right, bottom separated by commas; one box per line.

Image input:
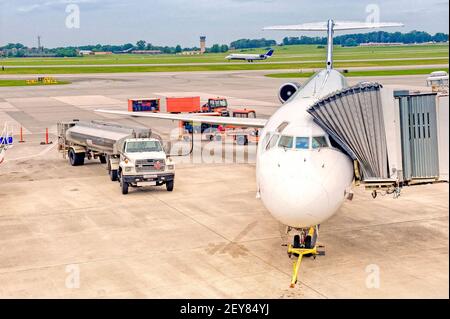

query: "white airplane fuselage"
left=256, top=69, right=354, bottom=228
left=226, top=53, right=271, bottom=62
left=226, top=55, right=266, bottom=61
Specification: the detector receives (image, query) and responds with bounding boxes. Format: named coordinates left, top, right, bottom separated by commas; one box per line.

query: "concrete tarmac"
left=0, top=70, right=448, bottom=298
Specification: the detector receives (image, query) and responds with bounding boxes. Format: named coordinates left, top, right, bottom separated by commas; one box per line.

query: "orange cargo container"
left=166, top=96, right=201, bottom=113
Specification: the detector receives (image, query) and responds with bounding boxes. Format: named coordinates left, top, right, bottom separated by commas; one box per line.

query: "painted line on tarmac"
left=5, top=142, right=56, bottom=162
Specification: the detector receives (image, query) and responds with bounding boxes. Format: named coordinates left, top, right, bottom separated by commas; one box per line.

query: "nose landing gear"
left=287, top=226, right=325, bottom=288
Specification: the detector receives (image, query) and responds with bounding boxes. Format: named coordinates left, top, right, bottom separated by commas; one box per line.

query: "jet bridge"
left=307, top=82, right=389, bottom=181
left=307, top=83, right=448, bottom=197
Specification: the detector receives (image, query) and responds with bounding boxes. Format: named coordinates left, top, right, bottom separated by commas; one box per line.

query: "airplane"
left=225, top=49, right=274, bottom=62
left=96, top=19, right=403, bottom=286
left=114, top=47, right=134, bottom=54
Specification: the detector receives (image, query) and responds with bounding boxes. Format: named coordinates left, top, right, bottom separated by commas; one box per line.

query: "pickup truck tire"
left=68, top=149, right=85, bottom=166
left=121, top=179, right=129, bottom=195
left=166, top=180, right=174, bottom=192
left=99, top=155, right=107, bottom=164
left=110, top=169, right=118, bottom=182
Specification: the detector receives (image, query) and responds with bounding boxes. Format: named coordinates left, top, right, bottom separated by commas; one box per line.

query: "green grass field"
left=0, top=79, right=70, bottom=87
left=265, top=67, right=450, bottom=78
left=0, top=44, right=447, bottom=74
left=0, top=58, right=447, bottom=75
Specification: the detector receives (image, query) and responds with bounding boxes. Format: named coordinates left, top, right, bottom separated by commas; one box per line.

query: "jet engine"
left=278, top=82, right=301, bottom=104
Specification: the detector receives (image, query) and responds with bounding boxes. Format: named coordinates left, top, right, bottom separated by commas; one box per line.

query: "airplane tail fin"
left=264, top=20, right=403, bottom=69
left=265, top=49, right=274, bottom=57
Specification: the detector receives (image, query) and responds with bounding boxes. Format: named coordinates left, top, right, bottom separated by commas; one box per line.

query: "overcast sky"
left=0, top=0, right=448, bottom=48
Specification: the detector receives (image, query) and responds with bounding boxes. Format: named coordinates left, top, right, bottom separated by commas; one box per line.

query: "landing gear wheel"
left=166, top=180, right=174, bottom=192
left=292, top=235, right=301, bottom=257
left=304, top=235, right=312, bottom=249
left=293, top=235, right=301, bottom=248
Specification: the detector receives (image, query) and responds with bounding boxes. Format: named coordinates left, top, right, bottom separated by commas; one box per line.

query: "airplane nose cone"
left=257, top=149, right=352, bottom=228
left=260, top=168, right=330, bottom=228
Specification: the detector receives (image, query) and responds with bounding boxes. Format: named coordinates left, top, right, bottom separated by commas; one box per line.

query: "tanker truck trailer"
left=57, top=120, right=175, bottom=194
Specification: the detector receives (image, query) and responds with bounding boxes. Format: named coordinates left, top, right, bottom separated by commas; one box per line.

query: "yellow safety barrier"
left=26, top=77, right=58, bottom=85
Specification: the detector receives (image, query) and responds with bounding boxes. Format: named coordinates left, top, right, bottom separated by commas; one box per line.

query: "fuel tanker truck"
left=57, top=120, right=175, bottom=194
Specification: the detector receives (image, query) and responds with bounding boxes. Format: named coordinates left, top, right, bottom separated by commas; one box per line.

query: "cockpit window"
left=278, top=135, right=293, bottom=149
left=262, top=133, right=271, bottom=149
left=295, top=137, right=310, bottom=149
left=312, top=136, right=329, bottom=149
left=266, top=134, right=279, bottom=150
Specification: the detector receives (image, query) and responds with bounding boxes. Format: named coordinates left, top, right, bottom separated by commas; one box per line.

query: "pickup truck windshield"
left=126, top=141, right=162, bottom=153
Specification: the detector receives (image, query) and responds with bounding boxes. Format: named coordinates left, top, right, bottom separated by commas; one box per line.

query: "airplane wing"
left=263, top=21, right=403, bottom=31
left=95, top=109, right=268, bottom=128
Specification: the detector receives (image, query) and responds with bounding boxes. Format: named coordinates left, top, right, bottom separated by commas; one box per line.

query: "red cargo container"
left=128, top=98, right=160, bottom=112
left=166, top=96, right=201, bottom=113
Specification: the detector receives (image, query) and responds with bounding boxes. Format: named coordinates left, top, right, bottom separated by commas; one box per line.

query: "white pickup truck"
left=57, top=120, right=175, bottom=194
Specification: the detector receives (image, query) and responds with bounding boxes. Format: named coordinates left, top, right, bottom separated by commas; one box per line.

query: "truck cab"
left=117, top=138, right=175, bottom=194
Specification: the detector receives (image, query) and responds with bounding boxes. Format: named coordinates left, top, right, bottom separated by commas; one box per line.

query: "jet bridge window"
left=278, top=135, right=293, bottom=149
left=311, top=136, right=329, bottom=149
left=295, top=137, right=310, bottom=149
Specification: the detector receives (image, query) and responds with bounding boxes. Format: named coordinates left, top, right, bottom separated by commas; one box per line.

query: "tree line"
left=0, top=30, right=448, bottom=57
left=0, top=40, right=229, bottom=57
left=282, top=30, right=449, bottom=46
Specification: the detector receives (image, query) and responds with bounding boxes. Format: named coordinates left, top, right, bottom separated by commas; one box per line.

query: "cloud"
left=0, top=0, right=447, bottom=48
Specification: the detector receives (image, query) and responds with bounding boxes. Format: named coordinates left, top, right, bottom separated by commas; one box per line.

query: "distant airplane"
left=114, top=47, right=134, bottom=54
left=225, top=49, right=274, bottom=62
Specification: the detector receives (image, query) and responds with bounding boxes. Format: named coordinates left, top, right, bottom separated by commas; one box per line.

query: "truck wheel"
left=166, top=180, right=174, bottom=192
left=68, top=149, right=85, bottom=166
left=99, top=155, right=107, bottom=164
left=236, top=135, right=248, bottom=145
left=121, top=179, right=129, bottom=195
left=110, top=169, right=118, bottom=181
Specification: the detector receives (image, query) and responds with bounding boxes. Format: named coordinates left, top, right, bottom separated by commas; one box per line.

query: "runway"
left=1, top=56, right=446, bottom=68
left=0, top=70, right=448, bottom=298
